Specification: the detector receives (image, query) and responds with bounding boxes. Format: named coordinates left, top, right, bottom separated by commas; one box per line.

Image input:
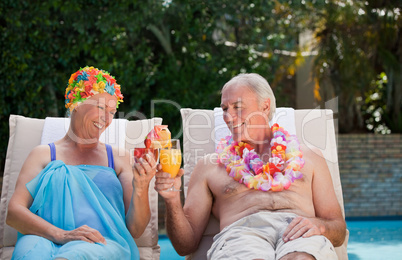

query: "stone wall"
left=338, top=134, right=402, bottom=217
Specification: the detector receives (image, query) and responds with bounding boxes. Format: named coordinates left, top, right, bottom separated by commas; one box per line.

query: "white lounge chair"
left=180, top=108, right=349, bottom=260
left=0, top=115, right=161, bottom=260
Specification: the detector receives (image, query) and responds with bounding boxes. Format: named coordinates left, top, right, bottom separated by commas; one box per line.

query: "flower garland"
left=216, top=123, right=304, bottom=192
left=65, top=66, right=124, bottom=113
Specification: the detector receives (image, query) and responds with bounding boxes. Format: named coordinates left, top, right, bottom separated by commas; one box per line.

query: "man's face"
left=220, top=84, right=270, bottom=144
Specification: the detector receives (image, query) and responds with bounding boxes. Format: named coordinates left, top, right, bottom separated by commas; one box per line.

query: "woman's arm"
left=116, top=148, right=157, bottom=238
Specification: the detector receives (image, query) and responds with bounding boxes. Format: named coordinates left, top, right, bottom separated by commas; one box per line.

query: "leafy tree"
left=312, top=0, right=401, bottom=133
left=362, top=72, right=393, bottom=134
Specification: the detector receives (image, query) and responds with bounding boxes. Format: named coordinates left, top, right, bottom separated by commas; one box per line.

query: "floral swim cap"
left=65, top=66, right=124, bottom=113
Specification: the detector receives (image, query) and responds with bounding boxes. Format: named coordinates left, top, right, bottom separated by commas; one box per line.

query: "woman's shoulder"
left=109, top=145, right=130, bottom=160
left=109, top=145, right=131, bottom=175
left=20, top=144, right=52, bottom=178
left=30, top=144, right=52, bottom=158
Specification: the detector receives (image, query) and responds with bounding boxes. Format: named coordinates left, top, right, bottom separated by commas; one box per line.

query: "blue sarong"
left=12, top=160, right=140, bottom=260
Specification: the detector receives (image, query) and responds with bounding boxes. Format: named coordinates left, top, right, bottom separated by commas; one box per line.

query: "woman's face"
left=75, top=93, right=117, bottom=139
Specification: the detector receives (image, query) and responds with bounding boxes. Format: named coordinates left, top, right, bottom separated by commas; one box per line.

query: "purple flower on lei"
left=244, top=150, right=263, bottom=175
left=225, top=135, right=233, bottom=145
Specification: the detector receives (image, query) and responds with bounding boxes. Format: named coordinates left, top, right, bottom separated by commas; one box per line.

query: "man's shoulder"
left=299, top=144, right=329, bottom=177
left=195, top=153, right=221, bottom=167
left=300, top=144, right=324, bottom=160
left=191, top=153, right=224, bottom=178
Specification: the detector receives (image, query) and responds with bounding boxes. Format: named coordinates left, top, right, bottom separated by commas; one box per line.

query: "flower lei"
left=216, top=123, right=304, bottom=192
left=65, top=66, right=124, bottom=113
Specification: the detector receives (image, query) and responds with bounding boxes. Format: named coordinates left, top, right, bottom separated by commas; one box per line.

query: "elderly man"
left=155, top=73, right=346, bottom=260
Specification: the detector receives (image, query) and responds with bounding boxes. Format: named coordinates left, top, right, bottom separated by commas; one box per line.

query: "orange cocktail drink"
left=159, top=148, right=182, bottom=178
left=159, top=138, right=182, bottom=191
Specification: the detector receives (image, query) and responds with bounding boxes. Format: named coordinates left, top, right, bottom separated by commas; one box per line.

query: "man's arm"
left=156, top=155, right=214, bottom=256
left=283, top=148, right=346, bottom=247
left=310, top=148, right=346, bottom=246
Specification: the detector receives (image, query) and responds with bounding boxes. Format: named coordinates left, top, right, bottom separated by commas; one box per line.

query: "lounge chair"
left=180, top=107, right=349, bottom=260
left=0, top=115, right=161, bottom=260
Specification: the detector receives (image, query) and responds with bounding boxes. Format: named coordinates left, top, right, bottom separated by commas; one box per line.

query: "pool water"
left=159, top=220, right=402, bottom=260
left=159, top=235, right=184, bottom=260
left=347, top=219, right=402, bottom=260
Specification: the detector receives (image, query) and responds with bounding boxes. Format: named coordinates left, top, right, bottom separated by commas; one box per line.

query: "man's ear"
left=262, top=98, right=271, bottom=115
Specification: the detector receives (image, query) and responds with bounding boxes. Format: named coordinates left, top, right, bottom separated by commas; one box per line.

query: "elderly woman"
left=6, top=66, right=156, bottom=259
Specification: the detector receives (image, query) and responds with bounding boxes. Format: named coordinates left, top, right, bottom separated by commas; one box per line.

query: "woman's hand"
left=132, top=153, right=159, bottom=193
left=57, top=225, right=106, bottom=245
left=282, top=216, right=325, bottom=242
left=154, top=168, right=184, bottom=199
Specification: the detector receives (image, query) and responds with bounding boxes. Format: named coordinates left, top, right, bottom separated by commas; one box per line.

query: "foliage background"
left=1, top=0, right=401, bottom=174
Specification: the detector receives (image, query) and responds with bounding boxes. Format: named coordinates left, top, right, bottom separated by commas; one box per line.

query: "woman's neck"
left=63, top=128, right=100, bottom=150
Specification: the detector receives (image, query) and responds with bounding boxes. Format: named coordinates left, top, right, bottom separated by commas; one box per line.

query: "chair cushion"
left=181, top=109, right=216, bottom=196
left=0, top=115, right=44, bottom=248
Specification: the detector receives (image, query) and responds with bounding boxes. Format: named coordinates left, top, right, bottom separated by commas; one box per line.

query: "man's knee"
left=279, top=252, right=315, bottom=260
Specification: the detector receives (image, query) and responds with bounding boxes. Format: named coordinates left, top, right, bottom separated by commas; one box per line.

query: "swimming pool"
left=159, top=235, right=184, bottom=260
left=347, top=219, right=402, bottom=260
left=159, top=219, right=402, bottom=259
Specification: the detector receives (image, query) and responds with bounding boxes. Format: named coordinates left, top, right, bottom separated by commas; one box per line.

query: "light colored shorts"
left=207, top=211, right=337, bottom=260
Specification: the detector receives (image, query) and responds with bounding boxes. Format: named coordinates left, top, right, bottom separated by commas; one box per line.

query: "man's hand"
left=57, top=225, right=106, bottom=245
left=155, top=169, right=184, bottom=199
left=282, top=216, right=325, bottom=242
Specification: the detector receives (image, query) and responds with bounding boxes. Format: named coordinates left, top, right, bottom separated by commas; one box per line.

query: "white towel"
left=40, top=117, right=71, bottom=145
left=270, top=107, right=296, bottom=135
left=40, top=117, right=128, bottom=149
left=100, top=118, right=128, bottom=148
left=213, top=107, right=231, bottom=145
left=214, top=107, right=296, bottom=149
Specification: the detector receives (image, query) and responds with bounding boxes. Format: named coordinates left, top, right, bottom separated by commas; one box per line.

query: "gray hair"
left=221, top=73, right=276, bottom=120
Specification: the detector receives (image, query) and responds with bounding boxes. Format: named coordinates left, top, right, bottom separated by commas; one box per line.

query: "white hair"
left=222, top=73, right=276, bottom=120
